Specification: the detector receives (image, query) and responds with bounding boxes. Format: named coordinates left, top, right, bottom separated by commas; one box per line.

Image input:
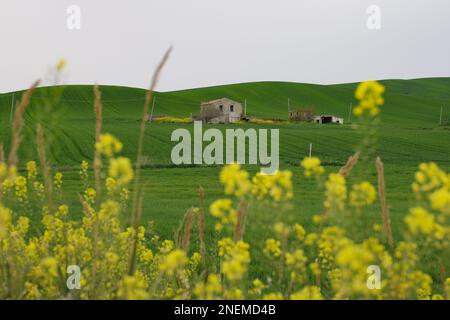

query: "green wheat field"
left=1, top=78, right=449, bottom=283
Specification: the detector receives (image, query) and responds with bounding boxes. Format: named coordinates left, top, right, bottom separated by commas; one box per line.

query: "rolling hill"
left=0, top=78, right=449, bottom=252
left=0, top=78, right=449, bottom=167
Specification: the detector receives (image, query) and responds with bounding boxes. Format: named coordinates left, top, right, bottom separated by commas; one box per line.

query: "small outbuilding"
left=199, top=98, right=243, bottom=124
left=312, top=115, right=344, bottom=124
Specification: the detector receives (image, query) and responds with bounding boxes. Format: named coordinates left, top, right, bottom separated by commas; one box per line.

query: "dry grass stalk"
left=0, top=143, right=4, bottom=163
left=78, top=194, right=91, bottom=215
left=175, top=208, right=192, bottom=248
left=197, top=186, right=207, bottom=271
left=8, top=80, right=40, bottom=167
left=376, top=157, right=394, bottom=250
left=93, top=85, right=103, bottom=200
left=37, top=124, right=53, bottom=210
left=128, top=194, right=144, bottom=276
left=130, top=47, right=172, bottom=228
left=338, top=151, right=360, bottom=177
left=234, top=200, right=248, bottom=242
left=182, top=208, right=195, bottom=254
left=128, top=47, right=172, bottom=276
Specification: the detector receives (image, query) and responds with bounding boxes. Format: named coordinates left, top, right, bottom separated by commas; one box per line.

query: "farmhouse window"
left=230, top=105, right=234, bottom=112
left=219, top=105, right=223, bottom=111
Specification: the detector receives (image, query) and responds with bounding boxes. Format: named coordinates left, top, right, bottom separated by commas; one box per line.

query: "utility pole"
left=309, top=143, right=312, bottom=158
left=244, top=99, right=247, bottom=116
left=439, top=106, right=443, bottom=125
left=149, top=96, right=157, bottom=123
left=9, top=93, right=15, bottom=126
left=348, top=103, right=352, bottom=124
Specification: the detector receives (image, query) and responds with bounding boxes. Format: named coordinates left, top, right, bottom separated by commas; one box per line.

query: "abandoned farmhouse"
left=150, top=97, right=343, bottom=125
left=199, top=98, right=243, bottom=124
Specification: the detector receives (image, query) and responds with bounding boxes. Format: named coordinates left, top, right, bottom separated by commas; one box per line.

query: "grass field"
left=0, top=78, right=449, bottom=254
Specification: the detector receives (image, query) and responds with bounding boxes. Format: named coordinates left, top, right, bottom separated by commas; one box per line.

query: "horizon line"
left=1, top=76, right=449, bottom=96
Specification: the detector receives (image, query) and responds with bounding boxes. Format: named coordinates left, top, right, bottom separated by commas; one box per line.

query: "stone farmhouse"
left=199, top=98, right=243, bottom=124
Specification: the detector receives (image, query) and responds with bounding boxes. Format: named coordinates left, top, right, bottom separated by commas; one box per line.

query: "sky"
left=1, top=0, right=449, bottom=93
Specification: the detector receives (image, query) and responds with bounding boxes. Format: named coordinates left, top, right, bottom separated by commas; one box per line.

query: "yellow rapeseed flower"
left=209, top=199, right=237, bottom=228
left=159, top=249, right=188, bottom=276
left=96, top=133, right=123, bottom=158
left=0, top=205, right=12, bottom=238
left=26, top=161, right=38, bottom=181
left=117, top=274, right=149, bottom=300
left=294, top=224, right=306, bottom=240
left=264, top=238, right=282, bottom=257
left=324, top=173, right=347, bottom=211
left=350, top=181, right=377, bottom=208
left=220, top=164, right=251, bottom=197
left=108, top=157, right=133, bottom=185
left=404, top=207, right=435, bottom=235
left=54, top=172, right=63, bottom=189
left=290, top=286, right=323, bottom=300
left=300, top=157, right=324, bottom=178
left=353, top=80, right=385, bottom=117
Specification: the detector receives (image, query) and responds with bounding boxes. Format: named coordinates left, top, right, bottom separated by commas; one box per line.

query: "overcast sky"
left=1, top=0, right=449, bottom=93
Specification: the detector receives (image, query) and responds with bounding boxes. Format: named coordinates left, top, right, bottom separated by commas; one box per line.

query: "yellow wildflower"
left=26, top=161, right=38, bottom=181
left=109, top=157, right=133, bottom=185
left=312, top=214, right=322, bottom=225
left=301, top=157, right=324, bottom=178
left=209, top=199, right=237, bottom=227
left=324, top=173, right=347, bottom=211
left=0, top=205, right=12, bottom=238
left=220, top=164, right=251, bottom=197
left=353, top=80, right=385, bottom=117
left=350, top=181, right=377, bottom=208
left=159, top=249, right=188, bottom=276
left=262, top=292, right=283, bottom=300
left=252, top=170, right=293, bottom=202
left=159, top=240, right=174, bottom=254
left=54, top=172, right=63, bottom=189
left=429, top=187, right=450, bottom=213
left=264, top=238, right=282, bottom=257
left=79, top=160, right=89, bottom=181
left=290, top=286, right=323, bottom=300
left=250, top=279, right=265, bottom=295
left=404, top=207, right=435, bottom=235
left=84, top=187, right=96, bottom=204
left=96, top=133, right=123, bottom=158
left=15, top=176, right=28, bottom=202
left=106, top=177, right=117, bottom=193
left=285, top=249, right=308, bottom=272
left=117, top=274, right=149, bottom=300
left=220, top=240, right=251, bottom=281
left=294, top=223, right=306, bottom=240
left=412, top=162, right=448, bottom=194
left=194, top=274, right=222, bottom=299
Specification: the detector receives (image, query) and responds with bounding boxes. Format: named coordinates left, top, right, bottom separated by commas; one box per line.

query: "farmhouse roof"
left=202, top=97, right=239, bottom=104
